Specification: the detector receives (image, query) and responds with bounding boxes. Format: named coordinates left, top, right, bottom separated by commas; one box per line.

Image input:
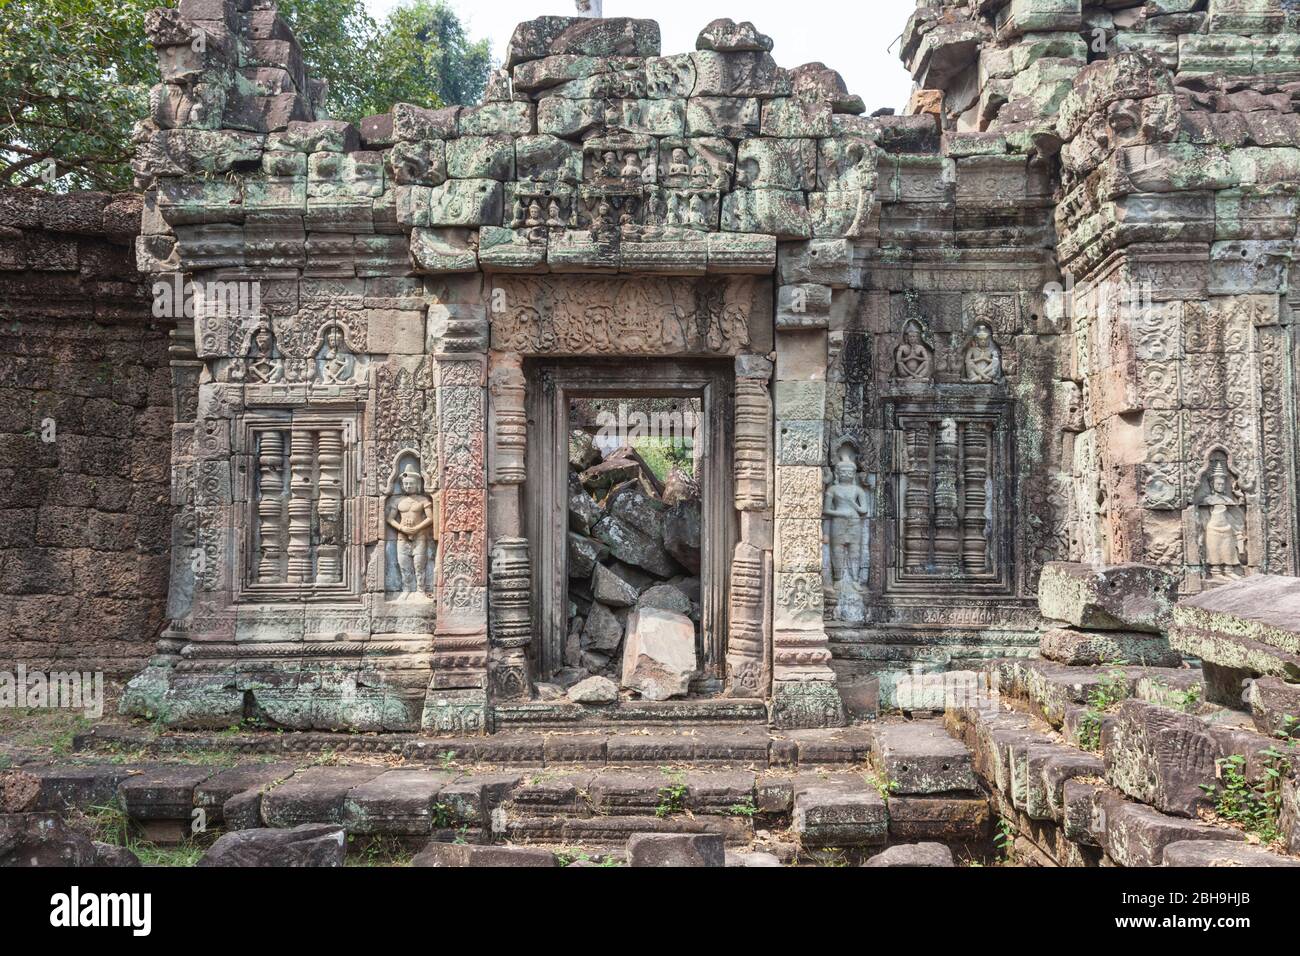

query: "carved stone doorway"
left=526, top=359, right=736, bottom=694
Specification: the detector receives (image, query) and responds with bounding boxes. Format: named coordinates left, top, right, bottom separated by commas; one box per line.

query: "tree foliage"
left=0, top=0, right=492, bottom=191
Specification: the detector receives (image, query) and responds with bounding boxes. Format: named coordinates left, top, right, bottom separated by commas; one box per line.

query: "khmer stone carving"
left=236, top=319, right=284, bottom=384
left=386, top=461, right=437, bottom=598
left=488, top=536, right=534, bottom=700
left=893, top=319, right=933, bottom=383
left=823, top=437, right=871, bottom=623
left=312, top=322, right=360, bottom=385
left=961, top=323, right=1002, bottom=384
left=1187, top=447, right=1249, bottom=585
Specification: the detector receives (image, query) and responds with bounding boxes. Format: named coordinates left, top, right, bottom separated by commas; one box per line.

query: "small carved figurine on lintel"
left=312, top=322, right=359, bottom=386
left=823, top=437, right=872, bottom=624
left=962, top=322, right=1003, bottom=384
left=235, top=318, right=284, bottom=384
left=893, top=318, right=934, bottom=383
left=1191, top=446, right=1248, bottom=584
left=385, top=461, right=436, bottom=599
left=668, top=147, right=691, bottom=176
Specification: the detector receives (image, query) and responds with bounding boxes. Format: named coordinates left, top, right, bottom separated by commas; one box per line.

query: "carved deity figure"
left=546, top=198, right=565, bottom=227
left=669, top=147, right=690, bottom=176
left=823, top=448, right=871, bottom=591
left=599, top=151, right=619, bottom=178
left=510, top=196, right=525, bottom=228
left=386, top=463, right=436, bottom=596
left=962, top=322, right=1002, bottom=383
left=620, top=152, right=641, bottom=179
left=313, top=323, right=356, bottom=385
left=1194, top=452, right=1247, bottom=581
left=687, top=192, right=707, bottom=227
left=243, top=321, right=284, bottom=383
left=894, top=319, right=933, bottom=382
left=526, top=199, right=543, bottom=227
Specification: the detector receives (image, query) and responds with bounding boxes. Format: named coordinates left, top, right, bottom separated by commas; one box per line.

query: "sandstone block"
left=1037, top=562, right=1178, bottom=633
left=621, top=606, right=697, bottom=701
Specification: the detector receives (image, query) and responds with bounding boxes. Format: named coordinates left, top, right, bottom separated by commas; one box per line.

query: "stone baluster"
left=315, top=427, right=343, bottom=584
left=256, top=428, right=286, bottom=584
left=286, top=425, right=314, bottom=584
left=962, top=423, right=990, bottom=573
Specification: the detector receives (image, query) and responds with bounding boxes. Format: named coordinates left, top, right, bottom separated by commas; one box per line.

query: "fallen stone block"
left=626, top=832, right=725, bottom=867
left=26, top=764, right=140, bottom=813
left=1040, top=625, right=1181, bottom=667
left=1161, top=840, right=1300, bottom=867
left=118, top=765, right=216, bottom=842
left=621, top=606, right=697, bottom=701
left=197, top=824, right=346, bottom=867
left=0, top=813, right=141, bottom=867
left=864, top=842, right=954, bottom=867
left=871, top=721, right=976, bottom=794
left=725, top=849, right=781, bottom=867
left=412, top=842, right=558, bottom=867
left=1100, top=791, right=1245, bottom=867
left=1038, top=562, right=1178, bottom=633
left=567, top=675, right=618, bottom=704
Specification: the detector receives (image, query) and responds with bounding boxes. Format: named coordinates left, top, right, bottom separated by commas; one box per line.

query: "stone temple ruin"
left=3, top=0, right=1300, bottom=867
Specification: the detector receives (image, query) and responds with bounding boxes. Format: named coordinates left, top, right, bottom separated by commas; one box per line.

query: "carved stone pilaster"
left=427, top=355, right=490, bottom=712
left=489, top=536, right=534, bottom=701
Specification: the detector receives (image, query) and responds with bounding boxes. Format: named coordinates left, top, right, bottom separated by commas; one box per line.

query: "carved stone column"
left=486, top=351, right=534, bottom=701
left=726, top=355, right=774, bottom=697
left=772, top=332, right=845, bottom=728
left=422, top=279, right=491, bottom=734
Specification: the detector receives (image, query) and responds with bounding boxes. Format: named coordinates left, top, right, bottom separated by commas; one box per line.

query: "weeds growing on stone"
left=1075, top=668, right=1130, bottom=752
left=1201, top=749, right=1291, bottom=845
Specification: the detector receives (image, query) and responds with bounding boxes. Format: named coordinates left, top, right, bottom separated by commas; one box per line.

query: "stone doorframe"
left=525, top=358, right=736, bottom=689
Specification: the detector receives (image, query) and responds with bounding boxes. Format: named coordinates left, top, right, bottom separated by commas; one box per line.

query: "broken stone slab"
left=221, top=789, right=265, bottom=831
left=569, top=429, right=602, bottom=470
left=864, top=842, right=955, bottom=867
left=1099, top=790, right=1246, bottom=867
left=793, top=785, right=888, bottom=847
left=593, top=514, right=680, bottom=578
left=1037, top=562, right=1178, bottom=633
left=197, top=824, right=347, bottom=867
left=580, top=456, right=643, bottom=493
left=0, top=813, right=140, bottom=867
left=568, top=675, right=619, bottom=705
left=260, top=766, right=384, bottom=827
left=581, top=600, right=623, bottom=653
left=871, top=721, right=976, bottom=795
left=1039, top=625, right=1181, bottom=667
left=26, top=764, right=141, bottom=813
left=622, top=606, right=697, bottom=701
left=662, top=500, right=701, bottom=574
left=412, top=842, right=558, bottom=867
left=342, top=769, right=454, bottom=834
left=591, top=562, right=639, bottom=608
left=1161, top=839, right=1300, bottom=867
left=193, top=763, right=297, bottom=825
left=626, top=832, right=725, bottom=867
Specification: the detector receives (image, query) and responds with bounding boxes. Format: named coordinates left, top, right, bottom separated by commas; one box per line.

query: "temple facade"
left=115, top=0, right=1300, bottom=734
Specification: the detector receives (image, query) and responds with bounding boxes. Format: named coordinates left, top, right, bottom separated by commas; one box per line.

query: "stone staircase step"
left=792, top=775, right=888, bottom=848
left=1161, top=840, right=1300, bottom=868
left=870, top=720, right=976, bottom=794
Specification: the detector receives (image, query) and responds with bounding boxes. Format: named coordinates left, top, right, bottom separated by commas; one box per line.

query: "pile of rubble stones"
left=556, top=431, right=702, bottom=703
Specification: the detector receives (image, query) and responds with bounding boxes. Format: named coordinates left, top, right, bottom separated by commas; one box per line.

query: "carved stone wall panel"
left=489, top=275, right=770, bottom=356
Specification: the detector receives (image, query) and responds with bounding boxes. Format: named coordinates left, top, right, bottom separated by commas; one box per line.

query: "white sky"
left=363, top=0, right=917, bottom=113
